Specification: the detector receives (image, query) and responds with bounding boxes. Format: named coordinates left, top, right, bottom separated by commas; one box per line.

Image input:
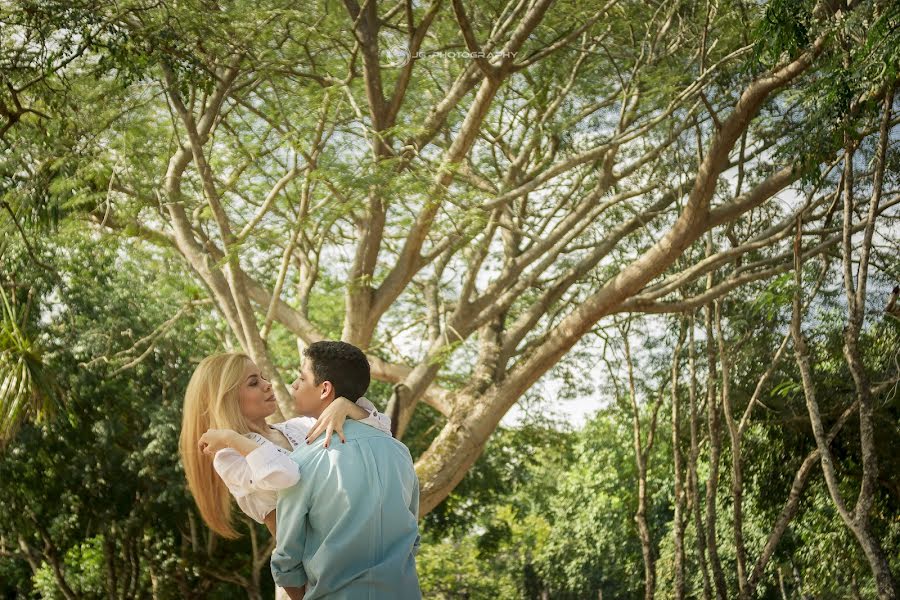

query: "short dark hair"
left=303, top=341, right=370, bottom=402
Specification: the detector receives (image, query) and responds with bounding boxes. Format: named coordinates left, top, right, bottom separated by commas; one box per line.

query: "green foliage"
left=0, top=231, right=270, bottom=598
left=31, top=537, right=106, bottom=599
left=423, top=423, right=570, bottom=537
left=537, top=412, right=668, bottom=599
left=417, top=275, right=899, bottom=599
left=764, top=2, right=900, bottom=182
left=750, top=273, right=795, bottom=321
left=2, top=229, right=898, bottom=598
left=0, top=0, right=898, bottom=597
left=418, top=423, right=566, bottom=599
left=0, top=284, right=59, bottom=442
left=418, top=535, right=519, bottom=599
left=753, top=0, right=813, bottom=68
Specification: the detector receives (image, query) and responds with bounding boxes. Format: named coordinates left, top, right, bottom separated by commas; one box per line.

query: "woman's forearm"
left=264, top=510, right=277, bottom=537
left=228, top=432, right=262, bottom=456
left=346, top=402, right=369, bottom=421
left=200, top=429, right=262, bottom=457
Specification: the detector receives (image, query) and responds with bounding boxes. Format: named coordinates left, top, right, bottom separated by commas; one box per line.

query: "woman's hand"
left=198, top=429, right=241, bottom=456
left=306, top=397, right=366, bottom=447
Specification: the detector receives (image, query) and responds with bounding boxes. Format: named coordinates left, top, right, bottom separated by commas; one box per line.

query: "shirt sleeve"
left=244, top=444, right=301, bottom=490
left=410, top=473, right=421, bottom=556
left=271, top=484, right=310, bottom=588
left=212, top=448, right=254, bottom=499
left=213, top=446, right=300, bottom=495
left=355, top=397, right=392, bottom=434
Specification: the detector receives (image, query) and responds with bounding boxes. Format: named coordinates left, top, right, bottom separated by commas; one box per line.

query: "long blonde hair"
left=179, top=352, right=256, bottom=539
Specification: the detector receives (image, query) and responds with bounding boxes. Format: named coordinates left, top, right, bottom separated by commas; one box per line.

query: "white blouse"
left=213, top=398, right=391, bottom=523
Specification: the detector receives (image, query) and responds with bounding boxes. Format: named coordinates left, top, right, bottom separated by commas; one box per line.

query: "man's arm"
left=271, top=483, right=310, bottom=589
left=410, top=472, right=421, bottom=555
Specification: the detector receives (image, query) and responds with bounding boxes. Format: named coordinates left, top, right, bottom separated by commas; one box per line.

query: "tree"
left=2, top=0, right=898, bottom=519
left=791, top=84, right=898, bottom=598
left=0, top=232, right=277, bottom=598
left=0, top=283, right=58, bottom=442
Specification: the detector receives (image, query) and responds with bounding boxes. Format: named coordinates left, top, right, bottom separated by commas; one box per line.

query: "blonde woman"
left=179, top=352, right=391, bottom=539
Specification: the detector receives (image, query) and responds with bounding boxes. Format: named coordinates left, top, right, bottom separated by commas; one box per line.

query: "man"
left=272, top=341, right=421, bottom=600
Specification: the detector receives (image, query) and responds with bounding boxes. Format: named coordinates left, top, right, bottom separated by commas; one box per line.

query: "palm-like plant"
left=0, top=284, right=58, bottom=444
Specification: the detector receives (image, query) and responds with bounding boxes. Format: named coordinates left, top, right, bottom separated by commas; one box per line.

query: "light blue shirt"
left=271, top=420, right=421, bottom=599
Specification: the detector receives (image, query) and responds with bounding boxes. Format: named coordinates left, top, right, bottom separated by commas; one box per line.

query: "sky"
left=501, top=392, right=608, bottom=428
left=497, top=348, right=625, bottom=429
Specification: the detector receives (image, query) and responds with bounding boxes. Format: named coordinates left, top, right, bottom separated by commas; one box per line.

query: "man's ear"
left=320, top=380, right=335, bottom=401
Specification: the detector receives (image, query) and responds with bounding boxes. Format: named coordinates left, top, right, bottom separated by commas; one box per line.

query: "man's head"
left=290, top=341, right=371, bottom=417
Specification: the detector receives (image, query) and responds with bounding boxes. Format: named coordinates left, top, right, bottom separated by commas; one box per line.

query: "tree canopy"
left=1, top=0, right=899, bottom=597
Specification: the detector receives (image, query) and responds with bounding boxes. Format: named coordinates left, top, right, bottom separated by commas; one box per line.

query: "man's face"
left=290, top=360, right=328, bottom=417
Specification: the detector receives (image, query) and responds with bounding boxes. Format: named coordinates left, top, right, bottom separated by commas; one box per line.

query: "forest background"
left=1, top=0, right=899, bottom=598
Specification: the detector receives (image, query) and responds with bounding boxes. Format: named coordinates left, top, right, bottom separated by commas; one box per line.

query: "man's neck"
left=304, top=397, right=334, bottom=420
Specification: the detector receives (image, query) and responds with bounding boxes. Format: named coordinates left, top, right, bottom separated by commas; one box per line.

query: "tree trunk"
left=670, top=321, right=687, bottom=600
left=714, top=300, right=748, bottom=597
left=792, top=200, right=898, bottom=598
left=746, top=399, right=858, bottom=595
left=687, top=317, right=714, bottom=600
left=624, top=331, right=656, bottom=600
left=703, top=296, right=728, bottom=600
left=104, top=534, right=118, bottom=600
left=414, top=38, right=827, bottom=512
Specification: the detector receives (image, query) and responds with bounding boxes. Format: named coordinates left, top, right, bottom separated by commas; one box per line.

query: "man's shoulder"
left=342, top=418, right=393, bottom=439
left=290, top=421, right=410, bottom=465
left=304, top=427, right=414, bottom=475
left=345, top=422, right=413, bottom=455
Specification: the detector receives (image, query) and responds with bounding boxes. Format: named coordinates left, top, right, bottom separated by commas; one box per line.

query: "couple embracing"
left=179, top=341, right=421, bottom=599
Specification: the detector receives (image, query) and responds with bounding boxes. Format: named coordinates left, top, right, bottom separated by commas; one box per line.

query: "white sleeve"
left=355, top=397, right=392, bottom=435
left=213, top=446, right=300, bottom=495
left=243, top=445, right=301, bottom=490
left=212, top=448, right=255, bottom=499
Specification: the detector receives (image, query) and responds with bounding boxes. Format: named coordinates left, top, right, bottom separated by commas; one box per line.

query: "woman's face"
left=238, top=361, right=277, bottom=421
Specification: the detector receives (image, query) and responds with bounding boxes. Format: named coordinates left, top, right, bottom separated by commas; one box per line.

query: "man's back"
left=272, top=420, right=421, bottom=600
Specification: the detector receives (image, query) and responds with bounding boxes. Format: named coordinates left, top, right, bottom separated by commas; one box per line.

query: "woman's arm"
left=263, top=510, right=277, bottom=537
left=199, top=429, right=260, bottom=456
left=206, top=429, right=301, bottom=495
left=354, top=397, right=392, bottom=434
left=304, top=397, right=392, bottom=446
left=213, top=445, right=300, bottom=491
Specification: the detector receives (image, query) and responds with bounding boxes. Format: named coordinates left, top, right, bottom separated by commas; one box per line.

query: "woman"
left=179, top=352, right=391, bottom=539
